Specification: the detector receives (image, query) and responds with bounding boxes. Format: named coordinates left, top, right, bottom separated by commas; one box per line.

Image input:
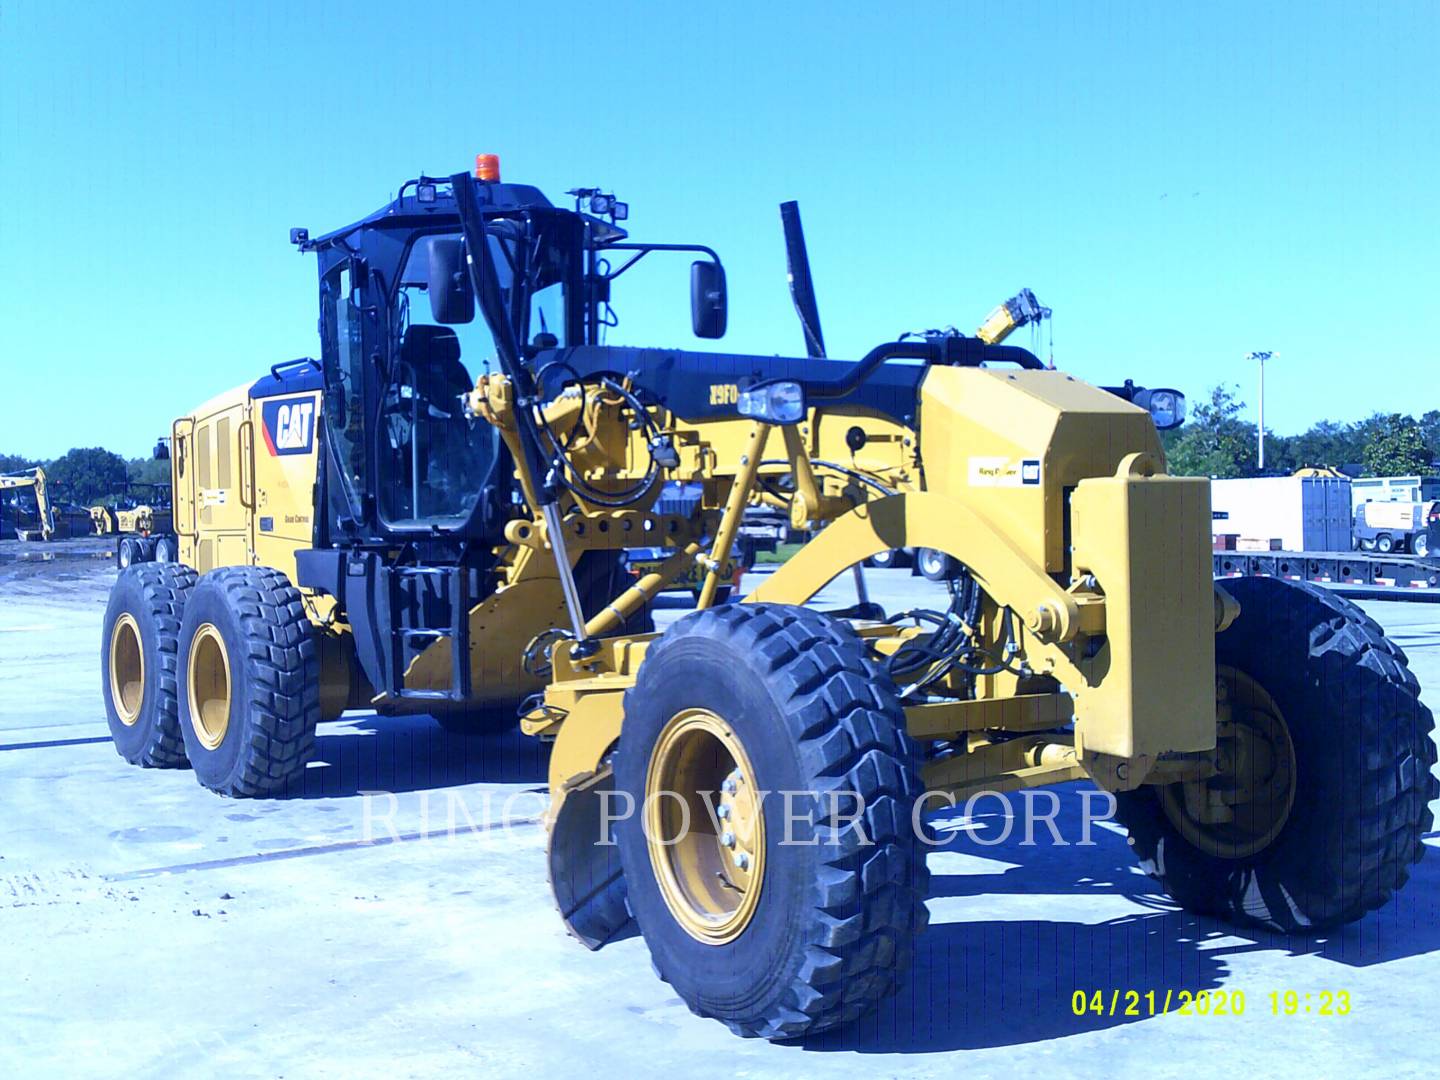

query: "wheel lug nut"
left=716, top=804, right=731, bottom=819
left=721, top=831, right=735, bottom=847
left=722, top=778, right=738, bottom=794
left=734, top=852, right=750, bottom=870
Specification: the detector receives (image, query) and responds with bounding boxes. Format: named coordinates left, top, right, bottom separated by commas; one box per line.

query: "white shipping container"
left=1210, top=477, right=1352, bottom=552
left=1350, top=475, right=1440, bottom=510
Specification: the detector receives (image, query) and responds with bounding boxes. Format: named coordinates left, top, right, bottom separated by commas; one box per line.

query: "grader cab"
left=102, top=159, right=1435, bottom=1040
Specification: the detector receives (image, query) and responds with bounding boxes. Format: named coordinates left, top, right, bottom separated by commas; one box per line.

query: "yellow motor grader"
left=101, top=160, right=1436, bottom=1039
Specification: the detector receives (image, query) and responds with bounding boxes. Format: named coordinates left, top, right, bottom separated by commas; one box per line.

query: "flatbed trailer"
left=1215, top=549, right=1440, bottom=598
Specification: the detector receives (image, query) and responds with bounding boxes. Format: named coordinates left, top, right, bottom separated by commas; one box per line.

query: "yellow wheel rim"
left=644, top=708, right=765, bottom=944
left=187, top=623, right=232, bottom=751
left=1160, top=665, right=1297, bottom=859
left=109, top=613, right=144, bottom=727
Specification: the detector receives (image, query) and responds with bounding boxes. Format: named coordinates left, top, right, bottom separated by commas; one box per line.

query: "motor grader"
left=102, top=158, right=1436, bottom=1040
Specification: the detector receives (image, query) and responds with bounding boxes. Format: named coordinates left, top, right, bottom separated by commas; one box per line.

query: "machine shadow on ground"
left=274, top=713, right=550, bottom=799
left=798, top=795, right=1440, bottom=1054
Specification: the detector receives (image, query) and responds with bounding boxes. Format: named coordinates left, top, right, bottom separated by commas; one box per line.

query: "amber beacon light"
left=474, top=153, right=501, bottom=181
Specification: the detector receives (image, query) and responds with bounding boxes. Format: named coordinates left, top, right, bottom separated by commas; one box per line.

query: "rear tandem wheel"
left=101, top=563, right=198, bottom=767
left=176, top=565, right=320, bottom=797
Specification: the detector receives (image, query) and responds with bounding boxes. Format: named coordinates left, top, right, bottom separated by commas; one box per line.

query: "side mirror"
left=690, top=260, right=727, bottom=339
left=428, top=239, right=475, bottom=324
left=1134, top=388, right=1186, bottom=430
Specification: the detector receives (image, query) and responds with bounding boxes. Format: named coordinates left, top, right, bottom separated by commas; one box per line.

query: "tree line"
left=1160, top=385, right=1435, bottom=480
left=0, top=448, right=170, bottom=507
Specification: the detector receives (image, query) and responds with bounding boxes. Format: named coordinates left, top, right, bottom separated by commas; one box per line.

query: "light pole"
left=1247, top=351, right=1276, bottom=471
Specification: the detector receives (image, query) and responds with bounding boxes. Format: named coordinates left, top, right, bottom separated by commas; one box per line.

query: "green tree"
left=0, top=452, right=35, bottom=474
left=1362, top=414, right=1432, bottom=477
left=45, top=447, right=128, bottom=505
left=1165, top=384, right=1259, bottom=478
left=1276, top=419, right=1367, bottom=473
left=1419, top=409, right=1440, bottom=462
left=126, top=456, right=172, bottom=487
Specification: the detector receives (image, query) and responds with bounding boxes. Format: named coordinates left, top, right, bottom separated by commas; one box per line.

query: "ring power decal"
left=968, top=456, right=1042, bottom=487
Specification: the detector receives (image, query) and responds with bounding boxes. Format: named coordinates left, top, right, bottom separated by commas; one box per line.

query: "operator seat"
left=400, top=324, right=470, bottom=407
left=391, top=324, right=481, bottom=520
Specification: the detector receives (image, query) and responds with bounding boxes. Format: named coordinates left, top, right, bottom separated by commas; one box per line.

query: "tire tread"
left=630, top=603, right=929, bottom=1039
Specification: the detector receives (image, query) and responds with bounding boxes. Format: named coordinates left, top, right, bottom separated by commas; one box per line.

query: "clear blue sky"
left=2, top=1, right=1436, bottom=458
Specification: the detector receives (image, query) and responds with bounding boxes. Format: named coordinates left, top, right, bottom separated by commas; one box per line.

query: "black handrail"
left=808, top=338, right=1044, bottom=401
left=269, top=357, right=320, bottom=380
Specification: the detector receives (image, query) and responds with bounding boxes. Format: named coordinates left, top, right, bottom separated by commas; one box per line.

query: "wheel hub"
left=1160, top=666, right=1297, bottom=859
left=109, top=613, right=144, bottom=727
left=644, top=708, right=765, bottom=944
left=187, top=623, right=232, bottom=751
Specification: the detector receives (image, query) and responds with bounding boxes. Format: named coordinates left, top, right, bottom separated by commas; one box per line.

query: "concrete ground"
left=1, top=543, right=1436, bottom=1079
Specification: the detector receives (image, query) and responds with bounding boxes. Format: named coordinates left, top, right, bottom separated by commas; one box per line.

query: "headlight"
left=737, top=380, right=807, bottom=425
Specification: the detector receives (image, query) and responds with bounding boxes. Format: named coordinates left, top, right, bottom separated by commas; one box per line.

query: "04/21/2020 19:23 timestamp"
left=1071, top=989, right=1353, bottom=1018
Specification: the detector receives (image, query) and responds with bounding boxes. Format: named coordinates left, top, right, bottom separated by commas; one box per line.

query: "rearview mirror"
left=1134, top=388, right=1186, bottom=430
left=428, top=239, right=475, bottom=324
left=690, top=260, right=727, bottom=339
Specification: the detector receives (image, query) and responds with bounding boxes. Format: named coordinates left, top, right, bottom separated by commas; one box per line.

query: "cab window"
left=320, top=263, right=368, bottom=512
left=379, top=236, right=503, bottom=526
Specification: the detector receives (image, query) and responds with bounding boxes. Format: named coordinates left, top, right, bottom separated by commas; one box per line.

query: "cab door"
left=188, top=398, right=250, bottom=572
left=250, top=388, right=321, bottom=585
left=172, top=417, right=198, bottom=565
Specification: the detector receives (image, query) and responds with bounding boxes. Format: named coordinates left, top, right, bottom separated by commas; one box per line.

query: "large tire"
left=177, top=566, right=320, bottom=796
left=1412, top=532, right=1429, bottom=559
left=101, top=563, right=198, bottom=767
left=1117, top=577, right=1437, bottom=932
left=615, top=603, right=929, bottom=1039
left=154, top=535, right=178, bottom=563
left=1376, top=533, right=1395, bottom=554
left=117, top=537, right=138, bottom=570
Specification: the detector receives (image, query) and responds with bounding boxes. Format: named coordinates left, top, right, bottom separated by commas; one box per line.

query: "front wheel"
left=1376, top=533, right=1395, bottom=553
left=1117, top=577, right=1436, bottom=931
left=1412, top=532, right=1429, bottom=559
left=615, top=604, right=929, bottom=1039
